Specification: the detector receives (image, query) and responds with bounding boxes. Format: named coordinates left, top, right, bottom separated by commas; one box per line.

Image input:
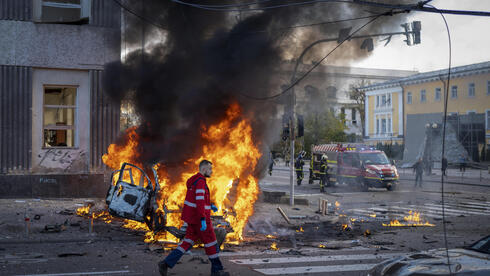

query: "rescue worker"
left=295, top=151, right=305, bottom=186
left=158, top=160, right=229, bottom=276
left=268, top=151, right=275, bottom=176
left=413, top=158, right=424, bottom=188
left=319, top=155, right=329, bottom=193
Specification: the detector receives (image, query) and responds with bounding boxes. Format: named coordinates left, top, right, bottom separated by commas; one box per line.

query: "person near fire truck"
left=413, top=158, right=424, bottom=188
left=158, top=160, right=229, bottom=276
left=295, top=151, right=305, bottom=185
left=319, top=155, right=329, bottom=193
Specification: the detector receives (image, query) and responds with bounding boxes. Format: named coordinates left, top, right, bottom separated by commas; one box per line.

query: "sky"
left=353, top=0, right=490, bottom=72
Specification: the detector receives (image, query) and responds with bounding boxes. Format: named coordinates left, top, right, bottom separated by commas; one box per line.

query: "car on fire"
left=105, top=162, right=230, bottom=246
left=367, top=235, right=490, bottom=276
left=309, top=143, right=399, bottom=191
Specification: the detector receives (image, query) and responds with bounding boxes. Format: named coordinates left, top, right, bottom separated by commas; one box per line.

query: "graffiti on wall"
left=34, top=149, right=88, bottom=173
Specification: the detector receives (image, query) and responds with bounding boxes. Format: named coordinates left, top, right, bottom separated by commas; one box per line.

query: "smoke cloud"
left=104, top=0, right=412, bottom=178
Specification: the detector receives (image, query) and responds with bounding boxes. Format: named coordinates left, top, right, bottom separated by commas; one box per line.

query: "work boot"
left=211, top=270, right=230, bottom=276
left=158, top=260, right=168, bottom=276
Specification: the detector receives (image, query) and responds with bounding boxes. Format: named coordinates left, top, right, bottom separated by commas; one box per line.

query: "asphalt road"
left=1, top=165, right=489, bottom=276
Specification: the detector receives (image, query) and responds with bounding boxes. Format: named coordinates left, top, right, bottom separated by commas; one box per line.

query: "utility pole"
left=289, top=87, right=295, bottom=206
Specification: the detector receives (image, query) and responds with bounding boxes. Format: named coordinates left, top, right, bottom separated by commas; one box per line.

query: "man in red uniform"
left=158, top=160, right=229, bottom=276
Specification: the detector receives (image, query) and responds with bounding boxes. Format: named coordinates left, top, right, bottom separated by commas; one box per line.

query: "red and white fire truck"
left=309, top=143, right=399, bottom=191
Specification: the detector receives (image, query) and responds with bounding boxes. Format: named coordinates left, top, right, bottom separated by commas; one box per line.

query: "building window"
left=352, top=109, right=357, bottom=125
left=376, top=96, right=379, bottom=107
left=487, top=81, right=490, bottom=95
left=376, top=119, right=380, bottom=134
left=381, top=95, right=386, bottom=106
left=435, top=87, right=441, bottom=101
left=468, top=83, right=475, bottom=97
left=43, top=87, right=77, bottom=147
left=451, top=85, right=458, bottom=99
left=407, top=92, right=412, bottom=104
left=381, top=118, right=386, bottom=134
left=387, top=93, right=391, bottom=107
left=420, top=89, right=426, bottom=103
left=33, top=0, right=91, bottom=24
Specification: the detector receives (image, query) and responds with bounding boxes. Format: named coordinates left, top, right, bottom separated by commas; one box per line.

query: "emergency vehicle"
left=309, top=143, right=399, bottom=191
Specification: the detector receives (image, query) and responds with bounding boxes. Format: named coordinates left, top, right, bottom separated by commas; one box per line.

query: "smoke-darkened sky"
left=104, top=0, right=412, bottom=174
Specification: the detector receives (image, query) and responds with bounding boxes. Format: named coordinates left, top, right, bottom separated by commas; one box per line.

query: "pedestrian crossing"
left=347, top=201, right=490, bottom=219
left=227, top=251, right=406, bottom=275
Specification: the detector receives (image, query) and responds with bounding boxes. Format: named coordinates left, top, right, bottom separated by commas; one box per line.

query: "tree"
left=303, top=109, right=346, bottom=156
left=348, top=79, right=371, bottom=137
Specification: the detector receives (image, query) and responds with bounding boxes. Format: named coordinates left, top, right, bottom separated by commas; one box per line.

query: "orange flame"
left=266, top=235, right=276, bottom=239
left=383, top=211, right=435, bottom=227
left=335, top=201, right=340, bottom=207
left=270, top=242, right=279, bottom=251
left=296, top=226, right=304, bottom=233
left=101, top=103, right=261, bottom=242
left=76, top=206, right=91, bottom=216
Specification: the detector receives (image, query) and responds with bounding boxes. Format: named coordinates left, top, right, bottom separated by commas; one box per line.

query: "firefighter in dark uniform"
left=319, top=155, right=329, bottom=193
left=295, top=151, right=305, bottom=186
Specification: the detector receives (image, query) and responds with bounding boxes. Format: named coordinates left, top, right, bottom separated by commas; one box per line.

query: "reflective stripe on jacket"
left=181, top=173, right=212, bottom=224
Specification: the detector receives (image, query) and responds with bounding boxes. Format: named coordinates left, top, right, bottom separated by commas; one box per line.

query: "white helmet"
left=321, top=154, right=328, bottom=161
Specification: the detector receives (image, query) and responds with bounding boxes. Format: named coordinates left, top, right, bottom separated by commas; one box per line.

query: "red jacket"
left=181, top=173, right=212, bottom=224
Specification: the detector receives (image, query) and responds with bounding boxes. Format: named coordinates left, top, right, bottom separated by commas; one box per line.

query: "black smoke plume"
left=103, top=0, right=411, bottom=179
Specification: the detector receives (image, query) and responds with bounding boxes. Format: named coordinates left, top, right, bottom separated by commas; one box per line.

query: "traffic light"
left=360, top=38, right=374, bottom=52
left=412, top=21, right=421, bottom=44
left=297, top=115, right=304, bottom=138
left=282, top=115, right=290, bottom=141
left=401, top=23, right=412, bottom=46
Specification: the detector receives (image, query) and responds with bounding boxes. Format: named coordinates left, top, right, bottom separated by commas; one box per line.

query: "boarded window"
left=33, top=0, right=91, bottom=24
left=43, top=87, right=77, bottom=147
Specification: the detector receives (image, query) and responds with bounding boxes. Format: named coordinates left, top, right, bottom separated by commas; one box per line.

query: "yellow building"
left=361, top=61, right=490, bottom=162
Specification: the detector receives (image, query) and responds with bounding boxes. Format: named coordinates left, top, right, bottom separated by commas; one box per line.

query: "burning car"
left=368, top=235, right=490, bottom=275
left=105, top=162, right=230, bottom=245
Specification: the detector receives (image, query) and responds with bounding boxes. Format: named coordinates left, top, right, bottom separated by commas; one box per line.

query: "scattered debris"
left=277, top=207, right=292, bottom=224
left=188, top=256, right=209, bottom=264
left=42, top=221, right=68, bottom=233
left=148, top=243, right=164, bottom=252
left=57, top=253, right=87, bottom=257
left=33, top=214, right=42, bottom=220
left=57, top=209, right=74, bottom=216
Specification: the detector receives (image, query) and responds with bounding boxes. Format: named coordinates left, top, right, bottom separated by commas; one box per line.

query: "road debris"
left=276, top=207, right=292, bottom=224
left=57, top=253, right=87, bottom=257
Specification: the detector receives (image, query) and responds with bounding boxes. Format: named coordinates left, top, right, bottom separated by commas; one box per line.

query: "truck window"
left=352, top=153, right=360, bottom=167
left=343, top=153, right=353, bottom=166
left=359, top=152, right=390, bottom=165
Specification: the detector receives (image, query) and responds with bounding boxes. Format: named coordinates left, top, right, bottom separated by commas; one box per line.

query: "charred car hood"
left=368, top=248, right=490, bottom=276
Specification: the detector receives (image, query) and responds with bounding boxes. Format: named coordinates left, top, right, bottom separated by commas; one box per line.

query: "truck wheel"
left=387, top=183, right=396, bottom=191
left=358, top=177, right=368, bottom=192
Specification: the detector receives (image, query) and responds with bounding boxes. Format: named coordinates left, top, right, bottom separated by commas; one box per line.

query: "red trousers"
left=177, top=221, right=219, bottom=258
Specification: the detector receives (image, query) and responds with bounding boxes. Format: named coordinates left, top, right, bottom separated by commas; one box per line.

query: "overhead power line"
left=238, top=13, right=385, bottom=101
left=171, top=0, right=490, bottom=17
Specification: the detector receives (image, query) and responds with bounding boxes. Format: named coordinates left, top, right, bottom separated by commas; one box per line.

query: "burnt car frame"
left=105, top=162, right=230, bottom=245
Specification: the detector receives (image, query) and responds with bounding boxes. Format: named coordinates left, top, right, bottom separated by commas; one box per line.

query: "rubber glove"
left=211, top=204, right=218, bottom=212
left=200, top=218, right=207, bottom=231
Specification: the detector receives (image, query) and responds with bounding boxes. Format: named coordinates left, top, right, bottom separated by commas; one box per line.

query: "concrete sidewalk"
left=398, top=167, right=490, bottom=186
